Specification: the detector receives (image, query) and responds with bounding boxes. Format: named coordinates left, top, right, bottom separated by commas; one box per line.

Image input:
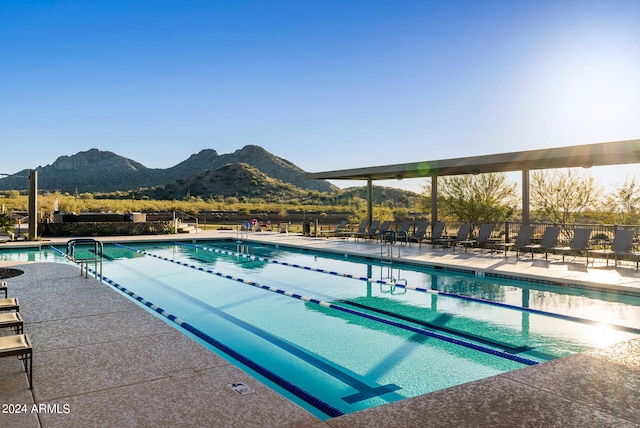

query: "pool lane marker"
left=174, top=242, right=640, bottom=336
left=115, top=243, right=539, bottom=366
left=109, top=263, right=403, bottom=404
left=51, top=244, right=345, bottom=417
left=96, top=275, right=345, bottom=417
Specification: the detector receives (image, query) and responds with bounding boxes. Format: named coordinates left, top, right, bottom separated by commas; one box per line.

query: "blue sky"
left=1, top=0, right=639, bottom=192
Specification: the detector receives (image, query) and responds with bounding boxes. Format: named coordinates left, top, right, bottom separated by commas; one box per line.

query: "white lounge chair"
left=0, top=334, right=32, bottom=389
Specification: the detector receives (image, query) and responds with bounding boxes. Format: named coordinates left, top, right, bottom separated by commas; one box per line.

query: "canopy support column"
left=431, top=176, right=438, bottom=230
left=28, top=170, right=38, bottom=240
left=367, top=178, right=373, bottom=226
left=522, top=169, right=530, bottom=226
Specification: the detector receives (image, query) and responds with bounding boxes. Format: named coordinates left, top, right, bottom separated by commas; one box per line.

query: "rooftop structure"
left=307, top=138, right=640, bottom=226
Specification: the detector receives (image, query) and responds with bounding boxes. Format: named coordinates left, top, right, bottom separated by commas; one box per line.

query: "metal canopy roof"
left=306, top=139, right=640, bottom=181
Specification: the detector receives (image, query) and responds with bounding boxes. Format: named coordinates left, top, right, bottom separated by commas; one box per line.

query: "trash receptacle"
left=302, top=222, right=311, bottom=236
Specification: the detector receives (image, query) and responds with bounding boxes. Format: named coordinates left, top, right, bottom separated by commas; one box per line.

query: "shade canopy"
left=306, top=139, right=640, bottom=181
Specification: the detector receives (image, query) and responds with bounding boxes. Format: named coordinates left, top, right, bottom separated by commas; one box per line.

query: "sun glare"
left=512, top=12, right=640, bottom=143
left=583, top=323, right=629, bottom=348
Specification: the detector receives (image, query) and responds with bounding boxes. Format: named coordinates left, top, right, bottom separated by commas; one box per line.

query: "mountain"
left=150, top=163, right=308, bottom=201
left=0, top=146, right=335, bottom=194
left=166, top=145, right=332, bottom=192
left=337, top=186, right=420, bottom=207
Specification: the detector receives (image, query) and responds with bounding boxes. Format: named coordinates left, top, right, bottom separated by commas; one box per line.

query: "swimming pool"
left=4, top=240, right=640, bottom=419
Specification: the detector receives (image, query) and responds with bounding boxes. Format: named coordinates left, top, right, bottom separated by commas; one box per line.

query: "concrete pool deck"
left=1, top=230, right=640, bottom=427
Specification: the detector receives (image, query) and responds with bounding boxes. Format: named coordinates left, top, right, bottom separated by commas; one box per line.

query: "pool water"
left=3, top=240, right=640, bottom=419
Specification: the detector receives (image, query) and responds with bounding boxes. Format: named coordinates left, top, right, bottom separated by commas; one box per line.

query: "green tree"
left=0, top=212, right=14, bottom=237
left=531, top=168, right=602, bottom=225
left=428, top=173, right=518, bottom=231
left=603, top=175, right=640, bottom=225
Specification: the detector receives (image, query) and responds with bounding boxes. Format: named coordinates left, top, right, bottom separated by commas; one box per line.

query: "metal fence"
left=502, top=222, right=640, bottom=245
left=389, top=220, right=640, bottom=245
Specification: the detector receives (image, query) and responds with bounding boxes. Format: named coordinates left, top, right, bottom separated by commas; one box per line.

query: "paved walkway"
left=1, top=230, right=639, bottom=427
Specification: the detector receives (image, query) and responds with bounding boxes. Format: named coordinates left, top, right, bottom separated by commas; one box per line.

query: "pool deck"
left=1, top=230, right=640, bottom=427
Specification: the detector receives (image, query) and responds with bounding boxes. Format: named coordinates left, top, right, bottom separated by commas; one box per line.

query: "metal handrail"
left=173, top=211, right=199, bottom=234
left=66, top=238, right=103, bottom=279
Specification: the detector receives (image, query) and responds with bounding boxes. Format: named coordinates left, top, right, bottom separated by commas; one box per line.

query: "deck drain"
left=228, top=382, right=255, bottom=395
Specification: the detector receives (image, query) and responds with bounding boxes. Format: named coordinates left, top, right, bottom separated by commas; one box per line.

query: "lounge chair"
left=0, top=312, right=23, bottom=334
left=460, top=223, right=495, bottom=251
left=419, top=221, right=445, bottom=247
left=407, top=220, right=433, bottom=246
left=354, top=220, right=380, bottom=241
left=0, top=334, right=32, bottom=389
left=395, top=220, right=414, bottom=244
left=523, top=226, right=561, bottom=259
left=435, top=223, right=471, bottom=250
left=492, top=225, right=534, bottom=257
left=590, top=229, right=638, bottom=268
left=375, top=220, right=392, bottom=241
left=337, top=220, right=367, bottom=240
left=319, top=220, right=348, bottom=238
left=552, top=228, right=592, bottom=265
left=0, top=297, right=19, bottom=312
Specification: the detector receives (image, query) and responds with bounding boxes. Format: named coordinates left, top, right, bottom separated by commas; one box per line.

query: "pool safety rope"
left=115, top=244, right=539, bottom=366
left=174, top=242, right=640, bottom=336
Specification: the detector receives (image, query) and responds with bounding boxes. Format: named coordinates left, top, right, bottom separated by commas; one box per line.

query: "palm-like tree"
left=0, top=213, right=14, bottom=238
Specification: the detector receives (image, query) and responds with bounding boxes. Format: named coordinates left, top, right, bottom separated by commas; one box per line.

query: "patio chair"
left=408, top=220, right=434, bottom=246
left=460, top=223, right=495, bottom=251
left=354, top=220, right=380, bottom=241
left=0, top=312, right=23, bottom=334
left=375, top=220, right=392, bottom=241
left=337, top=220, right=367, bottom=240
left=435, top=223, right=472, bottom=250
left=590, top=229, right=638, bottom=269
left=523, top=226, right=561, bottom=259
left=0, top=334, right=32, bottom=389
left=395, top=220, right=414, bottom=244
left=552, top=228, right=592, bottom=265
left=319, top=220, right=348, bottom=238
left=492, top=225, right=534, bottom=257
left=0, top=297, right=19, bottom=312
left=419, top=221, right=446, bottom=247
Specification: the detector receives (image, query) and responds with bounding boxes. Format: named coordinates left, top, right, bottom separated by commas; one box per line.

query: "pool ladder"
left=380, top=230, right=400, bottom=263
left=379, top=264, right=407, bottom=295
left=237, top=222, right=250, bottom=241
left=66, top=238, right=104, bottom=280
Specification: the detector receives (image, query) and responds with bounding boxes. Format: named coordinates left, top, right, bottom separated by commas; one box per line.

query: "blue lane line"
left=53, top=244, right=346, bottom=416
left=116, top=243, right=539, bottom=366
left=91, top=271, right=345, bottom=418
left=108, top=261, right=402, bottom=403
left=174, top=242, right=640, bottom=336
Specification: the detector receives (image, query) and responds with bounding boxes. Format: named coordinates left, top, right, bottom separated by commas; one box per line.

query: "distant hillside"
left=0, top=149, right=158, bottom=192
left=0, top=145, right=335, bottom=194
left=166, top=145, right=333, bottom=192
left=149, top=163, right=308, bottom=200
left=337, top=186, right=421, bottom=206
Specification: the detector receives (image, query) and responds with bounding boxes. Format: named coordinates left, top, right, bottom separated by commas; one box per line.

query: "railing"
left=503, top=222, right=640, bottom=245
left=314, top=219, right=640, bottom=247
left=173, top=211, right=199, bottom=233
left=66, top=238, right=103, bottom=279
left=380, top=230, right=399, bottom=263
left=236, top=221, right=250, bottom=240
